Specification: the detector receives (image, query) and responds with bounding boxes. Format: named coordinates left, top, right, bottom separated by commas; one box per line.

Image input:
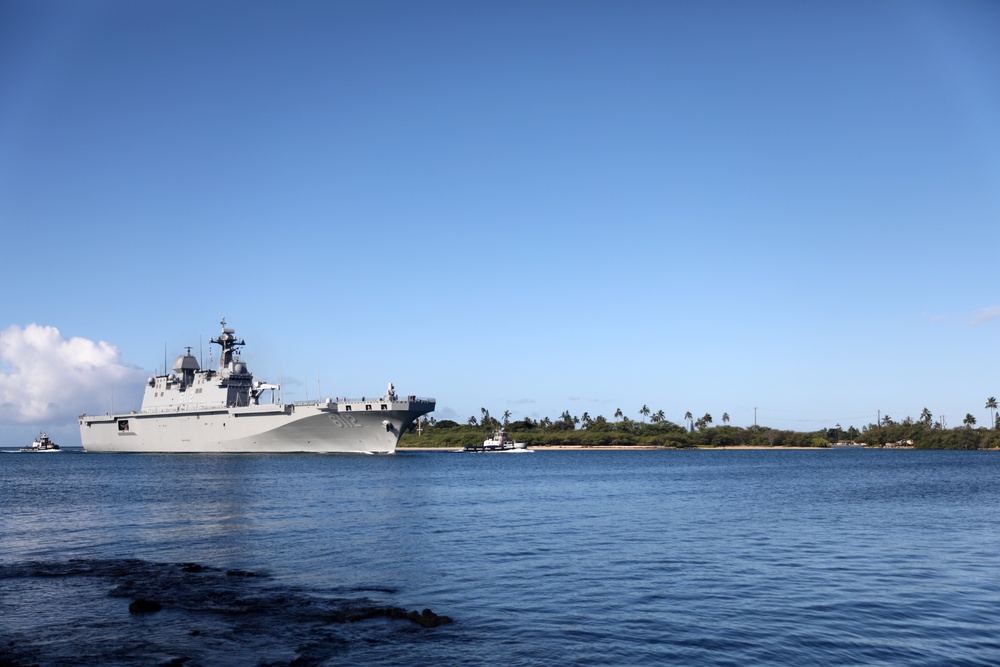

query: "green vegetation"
left=399, top=399, right=1000, bottom=450
left=399, top=406, right=830, bottom=449
left=849, top=405, right=1000, bottom=450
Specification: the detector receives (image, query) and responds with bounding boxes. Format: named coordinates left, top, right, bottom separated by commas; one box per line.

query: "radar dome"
left=173, top=352, right=200, bottom=374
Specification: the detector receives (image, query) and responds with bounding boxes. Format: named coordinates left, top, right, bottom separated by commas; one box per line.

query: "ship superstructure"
left=79, top=320, right=435, bottom=453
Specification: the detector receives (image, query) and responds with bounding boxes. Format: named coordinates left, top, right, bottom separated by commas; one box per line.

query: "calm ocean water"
left=2, top=447, right=999, bottom=666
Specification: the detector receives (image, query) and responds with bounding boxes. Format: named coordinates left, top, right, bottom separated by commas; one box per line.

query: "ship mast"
left=210, top=317, right=246, bottom=372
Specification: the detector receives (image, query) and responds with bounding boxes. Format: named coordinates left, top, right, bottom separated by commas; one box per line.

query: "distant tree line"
left=400, top=406, right=828, bottom=449
left=399, top=399, right=1000, bottom=450
left=848, top=398, right=1000, bottom=450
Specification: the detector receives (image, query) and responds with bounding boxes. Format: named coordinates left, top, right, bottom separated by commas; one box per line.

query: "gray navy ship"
left=78, top=319, right=435, bottom=453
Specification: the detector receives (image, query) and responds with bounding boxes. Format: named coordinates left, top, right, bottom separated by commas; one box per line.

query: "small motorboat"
left=462, top=427, right=531, bottom=453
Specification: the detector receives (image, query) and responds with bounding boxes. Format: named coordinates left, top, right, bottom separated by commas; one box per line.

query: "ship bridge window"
left=365, top=404, right=372, bottom=411
left=345, top=405, right=352, bottom=411
left=380, top=404, right=388, bottom=410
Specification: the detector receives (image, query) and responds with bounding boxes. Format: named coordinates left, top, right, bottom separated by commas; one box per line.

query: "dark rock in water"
left=159, top=657, right=190, bottom=666
left=128, top=598, right=162, bottom=613
left=225, top=569, right=259, bottom=578
left=1, top=558, right=454, bottom=664
left=0, top=655, right=35, bottom=667
left=413, top=608, right=452, bottom=628
left=341, top=606, right=451, bottom=628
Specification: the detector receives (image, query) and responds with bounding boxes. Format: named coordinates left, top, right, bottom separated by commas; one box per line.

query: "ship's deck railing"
left=137, top=403, right=229, bottom=414
left=130, top=397, right=436, bottom=413
left=136, top=400, right=284, bottom=413
left=290, top=396, right=435, bottom=407
left=341, top=396, right=435, bottom=404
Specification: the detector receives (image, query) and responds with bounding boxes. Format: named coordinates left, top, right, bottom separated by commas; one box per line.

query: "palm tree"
left=702, top=413, right=713, bottom=427
left=987, top=397, right=997, bottom=429
left=502, top=410, right=511, bottom=426
left=684, top=411, right=693, bottom=431
left=639, top=405, right=650, bottom=422
left=722, top=412, right=729, bottom=425
left=655, top=409, right=665, bottom=424
left=919, top=407, right=933, bottom=427
left=964, top=413, right=977, bottom=428
left=581, top=412, right=592, bottom=429
left=614, top=408, right=623, bottom=422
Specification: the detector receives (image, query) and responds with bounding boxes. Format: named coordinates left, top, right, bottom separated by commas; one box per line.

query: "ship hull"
left=79, top=400, right=433, bottom=453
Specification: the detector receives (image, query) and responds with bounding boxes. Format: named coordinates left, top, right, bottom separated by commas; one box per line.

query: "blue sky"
left=1, top=0, right=999, bottom=446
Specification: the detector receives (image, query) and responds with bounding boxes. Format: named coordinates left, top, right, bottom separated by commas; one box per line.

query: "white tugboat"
left=21, top=432, right=61, bottom=452
left=78, top=319, right=435, bottom=453
left=462, top=427, right=531, bottom=453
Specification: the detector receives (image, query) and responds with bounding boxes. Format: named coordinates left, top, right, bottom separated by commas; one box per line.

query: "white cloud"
left=972, top=306, right=1000, bottom=326
left=0, top=324, right=147, bottom=424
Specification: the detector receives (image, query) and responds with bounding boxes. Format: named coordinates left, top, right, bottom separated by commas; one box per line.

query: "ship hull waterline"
left=79, top=402, right=431, bottom=454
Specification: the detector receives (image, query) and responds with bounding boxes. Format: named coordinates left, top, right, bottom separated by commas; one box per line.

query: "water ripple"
left=3, top=449, right=1000, bottom=665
